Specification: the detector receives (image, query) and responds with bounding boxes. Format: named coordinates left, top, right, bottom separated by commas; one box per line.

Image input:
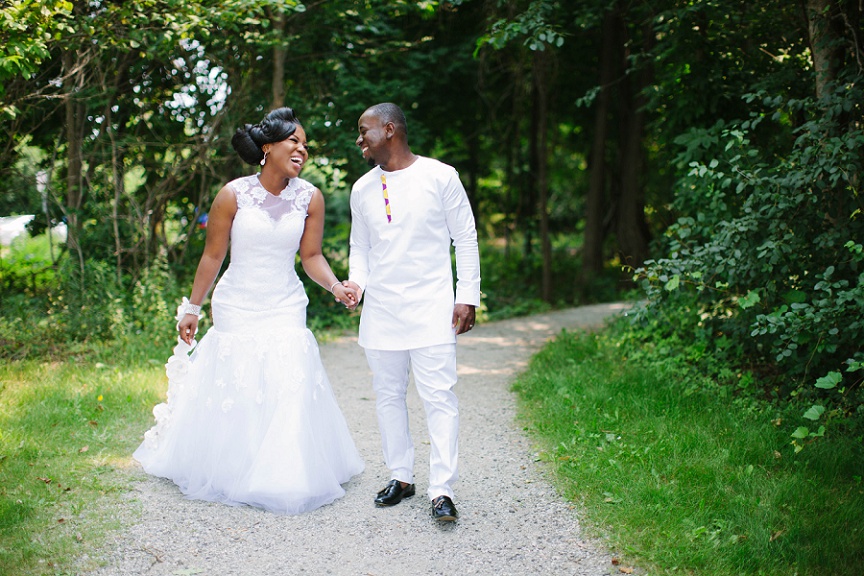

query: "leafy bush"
left=0, top=245, right=179, bottom=359
left=632, top=80, right=864, bottom=445
left=0, top=235, right=57, bottom=297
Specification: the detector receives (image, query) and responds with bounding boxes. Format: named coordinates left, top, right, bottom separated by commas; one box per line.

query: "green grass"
left=0, top=345, right=167, bottom=575
left=513, top=329, right=864, bottom=576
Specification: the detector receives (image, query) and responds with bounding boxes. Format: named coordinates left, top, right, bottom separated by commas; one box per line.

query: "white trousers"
left=364, top=344, right=459, bottom=500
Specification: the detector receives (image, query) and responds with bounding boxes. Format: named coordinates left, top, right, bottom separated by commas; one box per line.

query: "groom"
left=343, top=102, right=481, bottom=522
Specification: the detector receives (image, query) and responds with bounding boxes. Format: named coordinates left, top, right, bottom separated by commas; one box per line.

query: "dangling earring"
left=260, top=151, right=268, bottom=166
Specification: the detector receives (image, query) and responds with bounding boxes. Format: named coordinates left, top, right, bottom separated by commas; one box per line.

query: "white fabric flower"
left=165, top=355, right=190, bottom=381
left=143, top=428, right=159, bottom=449
left=233, top=365, right=246, bottom=388
left=153, top=404, right=171, bottom=421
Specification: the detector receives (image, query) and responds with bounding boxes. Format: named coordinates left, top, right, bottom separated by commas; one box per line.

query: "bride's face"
left=265, top=126, right=309, bottom=178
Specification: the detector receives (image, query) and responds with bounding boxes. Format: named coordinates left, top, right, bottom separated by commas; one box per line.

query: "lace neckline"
left=255, top=174, right=303, bottom=198
left=231, top=174, right=314, bottom=221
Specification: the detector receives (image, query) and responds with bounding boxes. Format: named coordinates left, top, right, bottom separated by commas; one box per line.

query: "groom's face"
left=356, top=112, right=390, bottom=168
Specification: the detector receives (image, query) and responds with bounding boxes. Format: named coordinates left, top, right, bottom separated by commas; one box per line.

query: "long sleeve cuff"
left=455, top=285, right=481, bottom=308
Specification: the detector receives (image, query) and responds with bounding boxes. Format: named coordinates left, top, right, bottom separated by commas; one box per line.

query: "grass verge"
left=0, top=343, right=166, bottom=575
left=513, top=328, right=864, bottom=576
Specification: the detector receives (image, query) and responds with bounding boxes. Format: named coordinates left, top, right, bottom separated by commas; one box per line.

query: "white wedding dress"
left=134, top=174, right=364, bottom=515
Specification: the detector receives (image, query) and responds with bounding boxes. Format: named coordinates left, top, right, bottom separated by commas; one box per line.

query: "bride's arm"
left=299, top=188, right=356, bottom=307
left=178, top=185, right=237, bottom=343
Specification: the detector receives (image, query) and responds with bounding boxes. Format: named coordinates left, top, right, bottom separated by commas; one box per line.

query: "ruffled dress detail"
left=133, top=174, right=364, bottom=515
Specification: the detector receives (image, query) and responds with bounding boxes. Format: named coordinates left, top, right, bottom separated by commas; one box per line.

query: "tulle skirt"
left=133, top=324, right=364, bottom=515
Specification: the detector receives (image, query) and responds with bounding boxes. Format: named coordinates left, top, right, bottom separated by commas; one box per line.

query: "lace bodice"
left=226, top=174, right=316, bottom=263
left=230, top=174, right=317, bottom=222
left=209, top=174, right=317, bottom=319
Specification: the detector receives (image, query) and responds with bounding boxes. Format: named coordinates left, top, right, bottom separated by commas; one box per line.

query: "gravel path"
left=81, top=303, right=630, bottom=576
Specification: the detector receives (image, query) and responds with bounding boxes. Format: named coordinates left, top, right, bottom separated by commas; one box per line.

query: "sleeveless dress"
left=133, top=174, right=364, bottom=515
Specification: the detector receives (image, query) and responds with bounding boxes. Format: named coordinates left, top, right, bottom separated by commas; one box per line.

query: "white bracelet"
left=182, top=302, right=201, bottom=316
left=329, top=281, right=341, bottom=293
left=175, top=297, right=201, bottom=322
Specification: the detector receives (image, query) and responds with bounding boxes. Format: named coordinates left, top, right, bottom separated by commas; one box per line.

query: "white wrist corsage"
left=176, top=297, right=202, bottom=322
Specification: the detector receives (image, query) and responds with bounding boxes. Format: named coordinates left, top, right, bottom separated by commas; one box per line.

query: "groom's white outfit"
left=348, top=156, right=481, bottom=500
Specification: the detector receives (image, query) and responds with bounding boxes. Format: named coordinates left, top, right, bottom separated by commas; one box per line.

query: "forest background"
left=0, top=0, right=862, bottom=574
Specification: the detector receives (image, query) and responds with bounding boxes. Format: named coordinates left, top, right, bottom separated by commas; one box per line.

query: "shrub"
left=632, top=79, right=864, bottom=445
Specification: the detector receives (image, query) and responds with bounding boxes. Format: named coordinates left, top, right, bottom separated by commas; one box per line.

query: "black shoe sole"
left=374, top=489, right=416, bottom=507
left=375, top=498, right=413, bottom=507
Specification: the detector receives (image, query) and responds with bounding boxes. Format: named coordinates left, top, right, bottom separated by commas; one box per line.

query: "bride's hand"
left=178, top=314, right=199, bottom=345
left=340, top=281, right=363, bottom=310
left=333, top=283, right=358, bottom=309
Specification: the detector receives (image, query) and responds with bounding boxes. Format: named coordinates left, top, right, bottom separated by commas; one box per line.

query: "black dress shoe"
left=431, top=495, right=458, bottom=521
left=374, top=479, right=416, bottom=506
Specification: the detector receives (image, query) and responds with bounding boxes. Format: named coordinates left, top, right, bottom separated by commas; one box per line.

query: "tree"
left=476, top=0, right=568, bottom=302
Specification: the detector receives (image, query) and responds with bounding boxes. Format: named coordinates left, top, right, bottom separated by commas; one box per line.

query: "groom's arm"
left=346, top=188, right=370, bottom=309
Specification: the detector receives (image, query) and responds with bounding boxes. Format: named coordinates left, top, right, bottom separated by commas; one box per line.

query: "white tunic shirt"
left=349, top=156, right=481, bottom=350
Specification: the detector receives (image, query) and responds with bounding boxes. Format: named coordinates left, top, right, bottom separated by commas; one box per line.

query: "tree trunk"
left=805, top=0, right=839, bottom=99
left=510, top=61, right=529, bottom=259
left=582, top=7, right=619, bottom=281
left=466, top=127, right=481, bottom=230
left=521, top=113, right=535, bottom=258
left=62, top=49, right=86, bottom=281
left=107, top=106, right=125, bottom=284
left=271, top=11, right=287, bottom=109
left=616, top=20, right=653, bottom=270
left=531, top=49, right=552, bottom=302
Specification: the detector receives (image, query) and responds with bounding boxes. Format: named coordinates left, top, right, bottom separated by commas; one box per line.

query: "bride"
left=134, top=107, right=364, bottom=514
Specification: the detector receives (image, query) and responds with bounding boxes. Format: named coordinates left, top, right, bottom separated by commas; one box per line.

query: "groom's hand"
left=332, top=283, right=357, bottom=308
left=452, top=304, right=476, bottom=335
left=341, top=280, right=363, bottom=310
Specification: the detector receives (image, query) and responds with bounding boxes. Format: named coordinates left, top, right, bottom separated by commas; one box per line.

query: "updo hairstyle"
left=231, top=107, right=302, bottom=166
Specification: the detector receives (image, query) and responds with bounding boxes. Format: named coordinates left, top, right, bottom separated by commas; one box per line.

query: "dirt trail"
left=82, top=303, right=630, bottom=576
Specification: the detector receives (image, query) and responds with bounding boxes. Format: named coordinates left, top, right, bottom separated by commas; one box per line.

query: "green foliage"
left=648, top=1, right=810, bottom=145
left=514, top=326, right=864, bottom=575
left=0, top=233, right=57, bottom=297
left=475, top=0, right=566, bottom=54
left=633, top=80, right=864, bottom=446
left=126, top=255, right=181, bottom=343
left=0, top=142, right=50, bottom=216
left=303, top=216, right=361, bottom=336
left=0, top=237, right=178, bottom=359
left=0, top=0, right=73, bottom=111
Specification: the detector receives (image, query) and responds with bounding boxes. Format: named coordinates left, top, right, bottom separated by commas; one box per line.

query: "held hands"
left=333, top=281, right=362, bottom=309
left=333, top=280, right=363, bottom=310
